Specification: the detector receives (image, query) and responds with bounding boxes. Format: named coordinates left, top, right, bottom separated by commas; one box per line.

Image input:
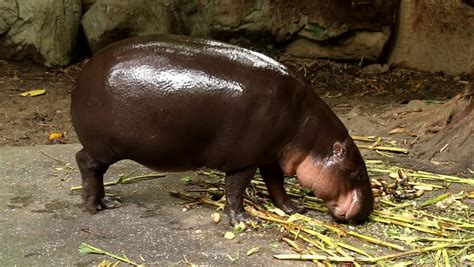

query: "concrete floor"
left=0, top=144, right=316, bottom=266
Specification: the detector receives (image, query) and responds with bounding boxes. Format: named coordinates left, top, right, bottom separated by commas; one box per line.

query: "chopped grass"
left=171, top=160, right=473, bottom=265
left=79, top=243, right=144, bottom=266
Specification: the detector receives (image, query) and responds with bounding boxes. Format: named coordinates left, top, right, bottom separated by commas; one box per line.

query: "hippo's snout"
left=328, top=189, right=374, bottom=224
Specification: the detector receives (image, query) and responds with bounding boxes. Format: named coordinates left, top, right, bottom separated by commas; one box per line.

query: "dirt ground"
left=0, top=56, right=469, bottom=174
left=0, top=55, right=472, bottom=265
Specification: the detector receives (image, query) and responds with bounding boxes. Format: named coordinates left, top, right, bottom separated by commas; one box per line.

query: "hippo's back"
left=71, top=35, right=308, bottom=171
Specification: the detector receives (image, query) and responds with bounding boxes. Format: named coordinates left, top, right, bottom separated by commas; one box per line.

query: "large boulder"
left=286, top=30, right=390, bottom=61
left=388, top=0, right=474, bottom=75
left=0, top=0, right=82, bottom=66
left=177, top=0, right=396, bottom=61
left=0, top=0, right=17, bottom=35
left=82, top=0, right=178, bottom=53
left=81, top=0, right=97, bottom=13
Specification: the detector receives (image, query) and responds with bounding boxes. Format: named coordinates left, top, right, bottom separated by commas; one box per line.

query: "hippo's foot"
left=85, top=195, right=122, bottom=214
left=228, top=210, right=256, bottom=226
left=279, top=201, right=307, bottom=215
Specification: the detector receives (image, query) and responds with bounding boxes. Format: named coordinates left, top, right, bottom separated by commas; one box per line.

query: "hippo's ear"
left=333, top=142, right=345, bottom=161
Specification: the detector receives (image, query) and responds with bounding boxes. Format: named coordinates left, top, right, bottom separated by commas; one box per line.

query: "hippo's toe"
left=280, top=201, right=307, bottom=215
left=85, top=195, right=122, bottom=214
left=100, top=195, right=122, bottom=209
left=228, top=210, right=257, bottom=226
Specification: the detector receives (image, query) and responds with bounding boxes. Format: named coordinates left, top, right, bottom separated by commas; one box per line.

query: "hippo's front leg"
left=260, top=163, right=306, bottom=214
left=224, top=166, right=257, bottom=226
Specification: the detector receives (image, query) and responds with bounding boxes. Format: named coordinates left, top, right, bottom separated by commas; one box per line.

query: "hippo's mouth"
left=326, top=191, right=372, bottom=224
left=327, top=203, right=352, bottom=223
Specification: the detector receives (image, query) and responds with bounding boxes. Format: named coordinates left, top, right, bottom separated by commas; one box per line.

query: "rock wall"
left=0, top=0, right=472, bottom=75
left=176, top=0, right=396, bottom=61
left=0, top=0, right=82, bottom=67
left=388, top=0, right=474, bottom=75
left=82, top=0, right=178, bottom=53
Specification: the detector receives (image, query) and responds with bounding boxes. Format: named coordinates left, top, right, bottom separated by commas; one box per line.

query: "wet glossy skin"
left=71, top=34, right=373, bottom=225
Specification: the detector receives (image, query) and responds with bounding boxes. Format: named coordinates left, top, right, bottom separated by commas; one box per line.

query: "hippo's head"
left=296, top=138, right=374, bottom=223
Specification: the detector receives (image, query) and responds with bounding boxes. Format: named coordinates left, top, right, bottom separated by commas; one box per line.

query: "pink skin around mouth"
left=331, top=190, right=359, bottom=221
left=285, top=151, right=371, bottom=223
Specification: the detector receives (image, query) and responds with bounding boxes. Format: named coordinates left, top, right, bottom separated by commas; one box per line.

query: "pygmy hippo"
left=71, top=34, right=374, bottom=225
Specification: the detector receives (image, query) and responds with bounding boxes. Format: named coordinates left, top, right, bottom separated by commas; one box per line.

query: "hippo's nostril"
left=331, top=206, right=348, bottom=222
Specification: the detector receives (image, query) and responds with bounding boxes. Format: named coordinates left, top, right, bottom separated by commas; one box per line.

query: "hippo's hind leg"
left=224, top=166, right=257, bottom=226
left=76, top=149, right=121, bottom=213
left=259, top=162, right=306, bottom=214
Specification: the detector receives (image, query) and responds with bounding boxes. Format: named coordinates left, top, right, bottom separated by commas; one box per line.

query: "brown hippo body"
left=72, top=35, right=374, bottom=225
